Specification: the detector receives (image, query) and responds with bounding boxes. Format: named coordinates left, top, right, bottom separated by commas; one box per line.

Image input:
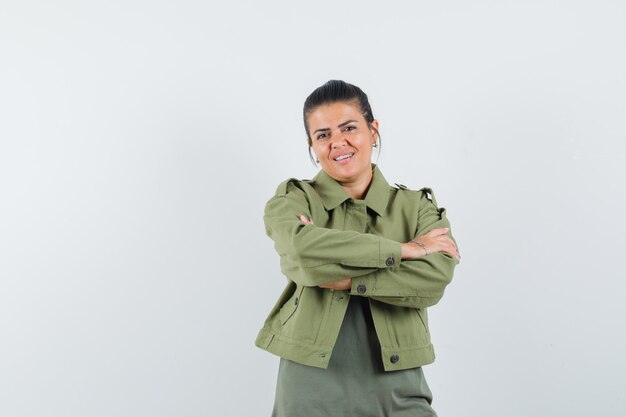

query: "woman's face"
left=307, top=101, right=379, bottom=184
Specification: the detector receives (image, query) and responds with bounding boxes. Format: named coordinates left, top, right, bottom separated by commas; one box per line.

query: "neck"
left=339, top=168, right=373, bottom=200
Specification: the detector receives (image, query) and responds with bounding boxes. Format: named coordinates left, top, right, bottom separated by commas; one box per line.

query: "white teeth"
left=335, top=153, right=354, bottom=161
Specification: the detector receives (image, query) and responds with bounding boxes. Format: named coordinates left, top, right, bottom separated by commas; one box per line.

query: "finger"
left=297, top=214, right=312, bottom=224
left=449, top=238, right=458, bottom=252
left=449, top=242, right=461, bottom=260
left=437, top=235, right=456, bottom=248
left=423, top=227, right=450, bottom=237
left=448, top=246, right=458, bottom=257
left=449, top=238, right=460, bottom=257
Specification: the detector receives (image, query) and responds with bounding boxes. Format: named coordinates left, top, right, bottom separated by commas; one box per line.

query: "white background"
left=1, top=1, right=625, bottom=416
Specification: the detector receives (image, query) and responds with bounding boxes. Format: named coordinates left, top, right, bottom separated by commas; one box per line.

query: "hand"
left=402, top=227, right=461, bottom=261
left=319, top=277, right=352, bottom=291
left=297, top=214, right=313, bottom=225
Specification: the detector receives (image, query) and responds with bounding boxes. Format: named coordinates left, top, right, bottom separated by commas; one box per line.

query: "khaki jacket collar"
left=312, top=163, right=390, bottom=217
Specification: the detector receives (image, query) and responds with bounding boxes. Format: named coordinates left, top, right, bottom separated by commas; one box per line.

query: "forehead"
left=307, top=101, right=364, bottom=127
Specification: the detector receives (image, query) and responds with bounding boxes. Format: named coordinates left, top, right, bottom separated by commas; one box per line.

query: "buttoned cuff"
left=378, top=238, right=402, bottom=269
left=349, top=239, right=401, bottom=297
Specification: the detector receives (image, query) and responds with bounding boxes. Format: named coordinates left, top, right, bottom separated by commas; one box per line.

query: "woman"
left=255, top=80, right=461, bottom=416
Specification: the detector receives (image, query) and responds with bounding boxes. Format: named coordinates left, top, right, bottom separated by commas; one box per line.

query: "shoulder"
left=272, top=177, right=313, bottom=197
left=392, top=182, right=439, bottom=207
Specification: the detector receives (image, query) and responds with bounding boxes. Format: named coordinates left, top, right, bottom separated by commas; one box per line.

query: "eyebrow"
left=313, top=119, right=358, bottom=135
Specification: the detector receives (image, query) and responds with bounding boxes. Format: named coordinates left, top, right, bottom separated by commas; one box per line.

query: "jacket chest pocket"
left=280, top=285, right=305, bottom=325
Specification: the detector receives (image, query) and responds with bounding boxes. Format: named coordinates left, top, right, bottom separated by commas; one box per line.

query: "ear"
left=370, top=119, right=380, bottom=143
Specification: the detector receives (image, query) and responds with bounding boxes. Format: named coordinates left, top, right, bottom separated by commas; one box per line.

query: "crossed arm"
left=264, top=182, right=460, bottom=308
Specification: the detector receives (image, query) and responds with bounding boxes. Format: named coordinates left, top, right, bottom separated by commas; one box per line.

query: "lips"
left=333, top=152, right=354, bottom=162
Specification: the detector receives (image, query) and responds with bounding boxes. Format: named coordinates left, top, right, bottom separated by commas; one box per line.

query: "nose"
left=329, top=127, right=348, bottom=148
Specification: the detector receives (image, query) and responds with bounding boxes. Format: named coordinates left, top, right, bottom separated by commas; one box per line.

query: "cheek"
left=312, top=142, right=330, bottom=154
left=356, top=137, right=372, bottom=150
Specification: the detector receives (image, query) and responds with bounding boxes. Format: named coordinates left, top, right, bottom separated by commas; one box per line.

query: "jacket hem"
left=255, top=327, right=436, bottom=372
left=255, top=327, right=333, bottom=369
left=379, top=343, right=436, bottom=371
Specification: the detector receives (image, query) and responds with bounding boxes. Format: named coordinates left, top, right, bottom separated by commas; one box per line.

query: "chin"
left=331, top=165, right=366, bottom=181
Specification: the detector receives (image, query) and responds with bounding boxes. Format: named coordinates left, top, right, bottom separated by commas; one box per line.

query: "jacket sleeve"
left=349, top=188, right=459, bottom=309
left=263, top=179, right=403, bottom=287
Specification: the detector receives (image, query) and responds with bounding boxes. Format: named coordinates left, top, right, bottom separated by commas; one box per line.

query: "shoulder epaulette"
left=275, top=177, right=314, bottom=196
left=417, top=186, right=438, bottom=206
left=275, top=177, right=300, bottom=197
left=394, top=182, right=408, bottom=190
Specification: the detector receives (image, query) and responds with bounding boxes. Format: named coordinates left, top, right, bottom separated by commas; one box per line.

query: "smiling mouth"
left=333, top=153, right=354, bottom=162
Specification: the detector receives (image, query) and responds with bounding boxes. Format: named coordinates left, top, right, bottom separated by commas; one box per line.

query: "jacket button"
left=386, top=257, right=395, bottom=267
left=357, top=284, right=366, bottom=294
left=294, top=297, right=299, bottom=305
left=390, top=354, right=399, bottom=363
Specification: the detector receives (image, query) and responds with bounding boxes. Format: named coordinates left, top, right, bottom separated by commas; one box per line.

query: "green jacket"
left=255, top=163, right=459, bottom=371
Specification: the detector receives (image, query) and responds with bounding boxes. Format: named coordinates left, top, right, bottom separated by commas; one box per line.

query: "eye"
left=344, top=125, right=356, bottom=131
left=317, top=133, right=328, bottom=140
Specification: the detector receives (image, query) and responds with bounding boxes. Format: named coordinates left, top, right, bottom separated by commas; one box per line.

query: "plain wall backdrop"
left=1, top=0, right=625, bottom=416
